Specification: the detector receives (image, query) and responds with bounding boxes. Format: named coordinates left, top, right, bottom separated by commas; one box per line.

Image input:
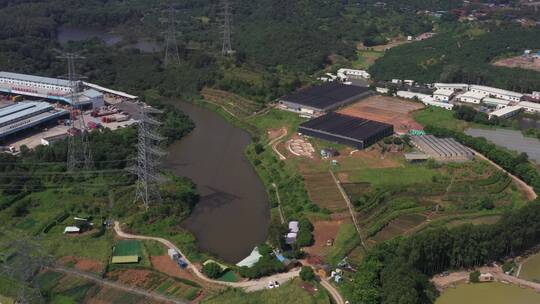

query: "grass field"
left=352, top=50, right=384, bottom=69
left=325, top=223, right=360, bottom=265
left=114, top=240, right=143, bottom=257
left=413, top=107, right=469, bottom=131
left=203, top=279, right=330, bottom=304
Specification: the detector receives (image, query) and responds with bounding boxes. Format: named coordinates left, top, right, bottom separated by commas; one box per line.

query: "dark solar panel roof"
left=280, top=82, right=370, bottom=110
left=299, top=112, right=392, bottom=141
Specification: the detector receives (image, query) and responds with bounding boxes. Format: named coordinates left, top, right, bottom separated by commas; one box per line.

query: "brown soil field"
left=111, top=269, right=150, bottom=287
left=493, top=56, right=540, bottom=72
left=302, top=171, right=346, bottom=212
left=304, top=219, right=344, bottom=257
left=57, top=256, right=104, bottom=273
left=150, top=255, right=216, bottom=291
left=338, top=95, right=425, bottom=134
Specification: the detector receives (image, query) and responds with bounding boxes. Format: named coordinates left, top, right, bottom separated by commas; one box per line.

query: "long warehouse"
left=0, top=101, right=68, bottom=141
left=298, top=112, right=394, bottom=149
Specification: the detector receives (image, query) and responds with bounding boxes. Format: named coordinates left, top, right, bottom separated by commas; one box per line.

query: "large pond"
left=465, top=128, right=540, bottom=163
left=57, top=26, right=160, bottom=53
left=165, top=102, right=270, bottom=263
left=436, top=282, right=540, bottom=304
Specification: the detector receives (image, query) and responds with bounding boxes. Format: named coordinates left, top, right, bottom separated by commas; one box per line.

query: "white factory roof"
left=433, top=83, right=469, bottom=90
left=0, top=71, right=71, bottom=87
left=469, top=85, right=523, bottom=99
left=518, top=101, right=540, bottom=111
left=0, top=102, right=52, bottom=126
left=433, top=89, right=455, bottom=97
left=489, top=105, right=523, bottom=117
left=83, top=82, right=138, bottom=99
left=482, top=97, right=511, bottom=106
left=458, top=91, right=485, bottom=100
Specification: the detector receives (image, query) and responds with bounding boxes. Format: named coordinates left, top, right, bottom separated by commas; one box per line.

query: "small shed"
left=288, top=221, right=299, bottom=233
left=63, top=226, right=80, bottom=234
left=479, top=273, right=495, bottom=282
left=111, top=255, right=139, bottom=264
left=321, top=148, right=339, bottom=158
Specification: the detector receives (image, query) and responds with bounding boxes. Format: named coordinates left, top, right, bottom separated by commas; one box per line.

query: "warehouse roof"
left=280, top=82, right=370, bottom=110
left=483, top=97, right=511, bottom=106
left=0, top=71, right=71, bottom=87
left=489, top=105, right=523, bottom=117
left=299, top=112, right=393, bottom=142
left=0, top=102, right=53, bottom=126
left=469, top=85, right=523, bottom=99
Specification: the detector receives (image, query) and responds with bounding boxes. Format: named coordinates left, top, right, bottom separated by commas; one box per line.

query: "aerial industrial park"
left=0, top=70, right=140, bottom=152
left=1, top=1, right=540, bottom=304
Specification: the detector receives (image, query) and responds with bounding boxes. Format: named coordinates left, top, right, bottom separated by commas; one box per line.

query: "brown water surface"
left=165, top=102, right=270, bottom=263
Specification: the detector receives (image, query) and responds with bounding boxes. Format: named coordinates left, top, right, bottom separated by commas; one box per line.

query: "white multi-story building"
left=482, top=97, right=511, bottom=110
left=337, top=68, right=371, bottom=80
left=0, top=71, right=105, bottom=108
left=433, top=83, right=469, bottom=92
left=458, top=91, right=485, bottom=104
left=433, top=89, right=455, bottom=102
left=468, top=85, right=523, bottom=102
left=518, top=101, right=540, bottom=113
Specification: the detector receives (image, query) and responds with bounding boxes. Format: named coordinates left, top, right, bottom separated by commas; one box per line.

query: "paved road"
left=471, top=148, right=537, bottom=200
left=49, top=266, right=186, bottom=304
left=113, top=222, right=299, bottom=291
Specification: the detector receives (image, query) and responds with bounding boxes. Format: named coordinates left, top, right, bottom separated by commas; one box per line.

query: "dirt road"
left=50, top=265, right=186, bottom=304
left=267, top=128, right=287, bottom=160
left=320, top=278, right=345, bottom=304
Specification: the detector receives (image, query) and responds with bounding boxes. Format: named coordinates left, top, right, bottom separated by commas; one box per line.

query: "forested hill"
left=369, top=26, right=540, bottom=92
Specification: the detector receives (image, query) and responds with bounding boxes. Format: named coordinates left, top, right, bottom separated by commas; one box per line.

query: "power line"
left=219, top=0, right=234, bottom=56
left=57, top=52, right=93, bottom=171
left=0, top=159, right=136, bottom=166
left=132, top=106, right=166, bottom=209
left=163, top=5, right=181, bottom=66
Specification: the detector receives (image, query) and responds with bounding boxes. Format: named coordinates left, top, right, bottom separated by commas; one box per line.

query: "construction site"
left=337, top=95, right=425, bottom=135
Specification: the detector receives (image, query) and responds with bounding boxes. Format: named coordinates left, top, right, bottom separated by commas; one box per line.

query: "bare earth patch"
left=57, top=256, right=104, bottom=273
left=493, top=56, right=540, bottom=72
left=304, top=219, right=344, bottom=258
left=338, top=95, right=425, bottom=134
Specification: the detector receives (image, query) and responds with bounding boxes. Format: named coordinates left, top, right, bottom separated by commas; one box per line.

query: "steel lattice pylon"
left=163, top=5, right=181, bottom=67
left=220, top=0, right=234, bottom=56
left=58, top=53, right=93, bottom=171
left=133, top=106, right=166, bottom=209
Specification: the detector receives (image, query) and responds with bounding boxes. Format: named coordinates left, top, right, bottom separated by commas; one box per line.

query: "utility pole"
left=220, top=0, right=234, bottom=56
left=163, top=5, right=181, bottom=67
left=133, top=106, right=166, bottom=209
left=58, top=53, right=93, bottom=171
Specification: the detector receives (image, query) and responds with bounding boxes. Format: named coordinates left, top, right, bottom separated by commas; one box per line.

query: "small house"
left=286, top=232, right=297, bottom=245
left=321, top=148, right=339, bottom=158
left=288, top=221, right=299, bottom=233
left=479, top=272, right=495, bottom=282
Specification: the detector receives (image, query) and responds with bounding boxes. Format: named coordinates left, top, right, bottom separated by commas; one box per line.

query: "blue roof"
left=0, top=102, right=52, bottom=126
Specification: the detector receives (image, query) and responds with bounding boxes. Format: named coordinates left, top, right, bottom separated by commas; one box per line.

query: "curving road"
left=113, top=222, right=299, bottom=291
left=114, top=222, right=345, bottom=304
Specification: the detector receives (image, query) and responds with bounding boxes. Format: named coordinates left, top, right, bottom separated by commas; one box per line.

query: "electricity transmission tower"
left=58, top=53, right=93, bottom=171
left=220, top=0, right=234, bottom=56
left=133, top=106, right=166, bottom=209
left=163, top=5, right=181, bottom=66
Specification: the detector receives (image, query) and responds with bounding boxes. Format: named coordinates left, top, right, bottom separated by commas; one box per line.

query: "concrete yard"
left=9, top=125, right=69, bottom=149
left=465, top=128, right=540, bottom=163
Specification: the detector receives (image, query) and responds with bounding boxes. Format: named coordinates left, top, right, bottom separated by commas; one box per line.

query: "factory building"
left=433, top=83, right=469, bottom=92
left=488, top=105, right=523, bottom=120
left=518, top=101, right=540, bottom=113
left=278, top=82, right=372, bottom=116
left=433, top=89, right=455, bottom=102
left=0, top=101, right=68, bottom=141
left=468, top=85, right=523, bottom=102
left=458, top=91, right=485, bottom=104
left=0, top=71, right=106, bottom=109
left=298, top=112, right=393, bottom=150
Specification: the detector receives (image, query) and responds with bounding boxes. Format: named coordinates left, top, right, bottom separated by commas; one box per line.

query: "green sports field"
left=113, top=240, right=142, bottom=256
